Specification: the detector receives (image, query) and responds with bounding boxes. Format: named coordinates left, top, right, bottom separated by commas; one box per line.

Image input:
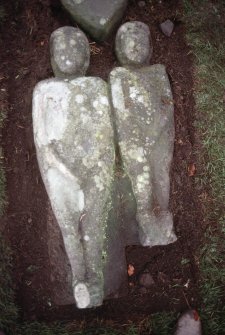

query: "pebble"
left=138, top=1, right=146, bottom=7
left=138, top=272, right=155, bottom=288
left=160, top=19, right=174, bottom=37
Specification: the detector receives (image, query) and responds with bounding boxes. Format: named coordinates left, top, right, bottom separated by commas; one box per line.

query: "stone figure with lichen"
left=33, top=27, right=115, bottom=309
left=109, top=21, right=177, bottom=246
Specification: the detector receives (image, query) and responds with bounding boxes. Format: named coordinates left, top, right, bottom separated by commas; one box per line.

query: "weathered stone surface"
left=174, top=310, right=202, bottom=335
left=50, top=27, right=90, bottom=79
left=160, top=19, right=174, bottom=37
left=47, top=203, right=75, bottom=306
left=60, top=0, right=128, bottom=41
left=33, top=77, right=115, bottom=308
left=109, top=64, right=177, bottom=246
left=115, top=21, right=152, bottom=66
left=103, top=172, right=140, bottom=298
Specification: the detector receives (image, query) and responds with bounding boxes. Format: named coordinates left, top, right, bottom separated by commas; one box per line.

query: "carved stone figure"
left=33, top=29, right=115, bottom=308
left=32, top=22, right=176, bottom=309
left=110, top=21, right=177, bottom=246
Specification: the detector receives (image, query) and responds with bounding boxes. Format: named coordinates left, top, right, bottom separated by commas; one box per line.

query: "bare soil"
left=0, top=0, right=203, bottom=324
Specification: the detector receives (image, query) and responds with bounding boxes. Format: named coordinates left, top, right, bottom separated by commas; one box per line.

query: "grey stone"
left=50, top=27, right=90, bottom=79
left=115, top=21, right=152, bottom=67
left=138, top=272, right=155, bottom=288
left=174, top=310, right=202, bottom=335
left=46, top=203, right=75, bottom=306
left=138, top=1, right=146, bottom=7
left=160, top=19, right=174, bottom=37
left=109, top=64, right=177, bottom=246
left=33, top=77, right=115, bottom=308
left=60, top=0, right=128, bottom=41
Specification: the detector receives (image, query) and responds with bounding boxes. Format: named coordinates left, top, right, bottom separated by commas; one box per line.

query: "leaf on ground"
left=128, top=264, right=135, bottom=276
left=188, top=163, right=196, bottom=176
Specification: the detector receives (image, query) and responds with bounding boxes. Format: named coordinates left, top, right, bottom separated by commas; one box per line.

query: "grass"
left=183, top=0, right=225, bottom=334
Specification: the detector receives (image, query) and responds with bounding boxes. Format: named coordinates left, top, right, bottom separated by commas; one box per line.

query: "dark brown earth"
left=0, top=0, right=203, bottom=324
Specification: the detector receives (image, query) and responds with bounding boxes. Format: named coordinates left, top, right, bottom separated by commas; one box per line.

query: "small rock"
left=138, top=1, right=146, bottom=7
left=139, top=272, right=155, bottom=288
left=160, top=19, right=174, bottom=37
left=158, top=271, right=170, bottom=283
left=174, top=310, right=202, bottom=335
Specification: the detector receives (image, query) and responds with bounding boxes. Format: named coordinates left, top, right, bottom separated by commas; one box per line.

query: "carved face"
left=115, top=21, right=152, bottom=66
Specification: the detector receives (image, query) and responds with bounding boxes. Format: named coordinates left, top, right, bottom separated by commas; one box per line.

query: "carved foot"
left=74, top=282, right=104, bottom=309
left=138, top=211, right=177, bottom=247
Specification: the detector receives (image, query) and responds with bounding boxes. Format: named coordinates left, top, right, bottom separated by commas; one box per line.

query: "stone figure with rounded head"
left=33, top=27, right=115, bottom=309
left=109, top=21, right=177, bottom=246
left=32, top=22, right=177, bottom=310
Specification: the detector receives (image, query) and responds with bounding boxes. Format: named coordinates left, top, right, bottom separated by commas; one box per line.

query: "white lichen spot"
left=143, top=165, right=150, bottom=172
left=80, top=113, right=90, bottom=124
left=100, top=18, right=107, bottom=25
left=127, top=146, right=147, bottom=163
left=73, top=0, right=84, bottom=4
left=61, top=55, right=65, bottom=60
left=98, top=110, right=103, bottom=115
left=96, top=132, right=103, bottom=140
left=75, top=94, right=84, bottom=104
left=137, top=95, right=144, bottom=104
left=100, top=96, right=109, bottom=106
left=74, top=283, right=90, bottom=309
left=98, top=161, right=103, bottom=167
left=136, top=171, right=150, bottom=191
left=93, top=100, right=99, bottom=108
left=129, top=86, right=137, bottom=99
left=66, top=59, right=72, bottom=66
left=84, top=235, right=90, bottom=241
left=70, top=39, right=76, bottom=46
left=94, top=175, right=104, bottom=191
left=60, top=43, right=66, bottom=50
left=137, top=174, right=144, bottom=183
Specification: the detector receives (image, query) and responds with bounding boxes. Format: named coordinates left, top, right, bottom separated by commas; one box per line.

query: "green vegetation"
left=0, top=236, right=18, bottom=333
left=184, top=0, right=225, bottom=334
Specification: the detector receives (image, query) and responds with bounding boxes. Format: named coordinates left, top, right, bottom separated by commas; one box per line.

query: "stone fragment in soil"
left=60, top=0, right=128, bottom=41
left=138, top=1, right=146, bottom=7
left=115, top=21, right=153, bottom=66
left=160, top=19, right=174, bottom=37
left=138, top=272, right=155, bottom=288
left=50, top=26, right=90, bottom=79
left=174, top=310, right=202, bottom=335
